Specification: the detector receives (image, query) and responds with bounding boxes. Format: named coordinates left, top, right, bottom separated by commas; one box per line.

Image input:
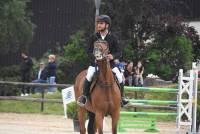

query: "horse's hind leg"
left=95, top=112, right=104, bottom=134
left=87, top=112, right=95, bottom=134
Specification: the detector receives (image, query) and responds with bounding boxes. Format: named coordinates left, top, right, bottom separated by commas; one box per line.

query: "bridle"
left=93, top=40, right=114, bottom=88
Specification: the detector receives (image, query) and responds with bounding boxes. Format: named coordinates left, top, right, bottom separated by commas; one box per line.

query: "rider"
left=77, top=15, right=129, bottom=107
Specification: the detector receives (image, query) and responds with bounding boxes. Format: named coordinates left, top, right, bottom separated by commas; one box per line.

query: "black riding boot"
left=77, top=79, right=91, bottom=107
left=120, top=83, right=129, bottom=107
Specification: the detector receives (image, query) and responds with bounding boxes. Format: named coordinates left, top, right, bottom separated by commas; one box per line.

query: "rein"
left=96, top=58, right=115, bottom=88
left=93, top=40, right=114, bottom=89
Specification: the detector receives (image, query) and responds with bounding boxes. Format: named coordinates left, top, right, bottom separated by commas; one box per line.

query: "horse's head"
left=93, top=40, right=109, bottom=61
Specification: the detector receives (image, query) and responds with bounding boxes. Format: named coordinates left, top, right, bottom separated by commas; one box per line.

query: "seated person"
left=46, top=54, right=57, bottom=92
left=133, top=61, right=144, bottom=86
left=32, top=62, right=48, bottom=92
left=124, top=61, right=134, bottom=86
left=114, top=59, right=126, bottom=84
left=114, top=59, right=126, bottom=72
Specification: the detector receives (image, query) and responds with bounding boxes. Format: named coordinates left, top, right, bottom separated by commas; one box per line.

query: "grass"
left=0, top=82, right=199, bottom=119
left=0, top=91, right=64, bottom=115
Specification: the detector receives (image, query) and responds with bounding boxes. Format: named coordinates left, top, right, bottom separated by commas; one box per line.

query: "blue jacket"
left=46, top=61, right=56, bottom=77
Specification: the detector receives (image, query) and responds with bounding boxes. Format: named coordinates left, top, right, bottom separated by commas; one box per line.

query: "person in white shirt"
left=32, top=62, right=48, bottom=92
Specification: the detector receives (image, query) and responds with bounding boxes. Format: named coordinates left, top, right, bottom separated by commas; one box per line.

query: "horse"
left=74, top=40, right=121, bottom=134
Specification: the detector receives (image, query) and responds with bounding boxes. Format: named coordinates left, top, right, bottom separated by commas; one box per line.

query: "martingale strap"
left=96, top=80, right=114, bottom=88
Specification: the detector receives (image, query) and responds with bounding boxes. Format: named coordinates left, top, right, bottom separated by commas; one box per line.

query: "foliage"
left=0, top=65, right=27, bottom=95
left=145, top=36, right=193, bottom=80
left=184, top=26, right=200, bottom=60
left=0, top=65, right=21, bottom=95
left=0, top=0, right=35, bottom=54
left=101, top=0, right=191, bottom=38
left=55, top=31, right=89, bottom=83
left=0, top=65, right=20, bottom=79
left=32, top=31, right=89, bottom=84
left=0, top=30, right=90, bottom=85
left=61, top=31, right=89, bottom=64
left=101, top=0, right=198, bottom=79
left=122, top=43, right=135, bottom=61
left=67, top=101, right=78, bottom=119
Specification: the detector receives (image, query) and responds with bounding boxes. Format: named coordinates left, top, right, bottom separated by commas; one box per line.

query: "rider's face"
left=97, top=22, right=108, bottom=32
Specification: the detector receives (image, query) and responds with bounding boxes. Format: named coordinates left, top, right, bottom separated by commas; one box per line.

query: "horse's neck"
left=98, top=60, right=114, bottom=83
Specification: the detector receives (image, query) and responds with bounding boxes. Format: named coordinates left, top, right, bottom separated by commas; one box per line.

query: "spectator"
left=33, top=62, right=48, bottom=83
left=114, top=59, right=126, bottom=83
left=20, top=52, right=33, bottom=96
left=32, top=62, right=48, bottom=93
left=124, top=61, right=134, bottom=86
left=114, top=59, right=120, bottom=67
left=114, top=59, right=125, bottom=71
left=133, top=61, right=144, bottom=86
left=46, top=54, right=57, bottom=92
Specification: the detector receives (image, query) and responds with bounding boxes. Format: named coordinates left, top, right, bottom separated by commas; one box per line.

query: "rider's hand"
left=107, top=54, right=114, bottom=60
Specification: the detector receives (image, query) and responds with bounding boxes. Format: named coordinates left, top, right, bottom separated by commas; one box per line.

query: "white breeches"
left=112, top=67, right=123, bottom=83
left=86, top=66, right=123, bottom=83
left=86, top=66, right=96, bottom=82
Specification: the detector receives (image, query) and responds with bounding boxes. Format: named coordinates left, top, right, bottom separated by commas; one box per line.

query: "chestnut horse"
left=74, top=40, right=121, bottom=134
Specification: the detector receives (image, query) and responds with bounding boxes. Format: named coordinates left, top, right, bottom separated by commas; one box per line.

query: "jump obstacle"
left=118, top=63, right=199, bottom=134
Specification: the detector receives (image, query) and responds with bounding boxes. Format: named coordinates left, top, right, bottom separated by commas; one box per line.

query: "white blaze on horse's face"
left=93, top=40, right=109, bottom=61
left=94, top=47, right=103, bottom=60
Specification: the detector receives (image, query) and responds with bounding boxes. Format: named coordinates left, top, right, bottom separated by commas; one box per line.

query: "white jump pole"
left=190, top=62, right=198, bottom=133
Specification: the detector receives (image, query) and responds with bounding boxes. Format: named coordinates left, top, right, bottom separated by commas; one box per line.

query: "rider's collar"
left=100, top=30, right=109, bottom=40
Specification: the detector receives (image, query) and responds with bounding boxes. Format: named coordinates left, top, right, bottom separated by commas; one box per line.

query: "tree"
left=51, top=31, right=89, bottom=83
left=101, top=0, right=197, bottom=80
left=145, top=35, right=193, bottom=80
left=184, top=26, right=200, bottom=60
left=0, top=0, right=35, bottom=54
left=101, top=0, right=192, bottom=39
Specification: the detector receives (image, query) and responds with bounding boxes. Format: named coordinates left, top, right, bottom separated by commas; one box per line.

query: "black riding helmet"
left=96, top=15, right=111, bottom=27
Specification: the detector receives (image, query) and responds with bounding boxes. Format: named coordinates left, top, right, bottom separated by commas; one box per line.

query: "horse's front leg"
left=111, top=110, right=120, bottom=134
left=78, top=107, right=86, bottom=134
left=95, top=112, right=104, bottom=134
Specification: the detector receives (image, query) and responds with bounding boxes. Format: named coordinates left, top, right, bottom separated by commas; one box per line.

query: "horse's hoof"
left=121, top=99, right=129, bottom=107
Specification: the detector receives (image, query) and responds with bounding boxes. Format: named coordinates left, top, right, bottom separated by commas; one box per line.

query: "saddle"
left=84, top=72, right=121, bottom=113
